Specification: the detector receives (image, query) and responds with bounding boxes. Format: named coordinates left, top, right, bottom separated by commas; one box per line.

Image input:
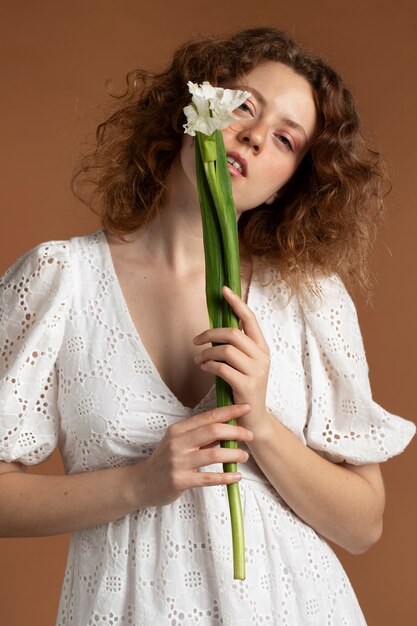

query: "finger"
left=189, top=470, right=243, bottom=489
left=183, top=421, right=254, bottom=449
left=199, top=360, right=245, bottom=391
left=194, top=326, right=256, bottom=358
left=189, top=446, right=249, bottom=469
left=222, top=285, right=270, bottom=352
left=171, top=403, right=251, bottom=436
left=195, top=344, right=253, bottom=375
left=200, top=441, right=219, bottom=450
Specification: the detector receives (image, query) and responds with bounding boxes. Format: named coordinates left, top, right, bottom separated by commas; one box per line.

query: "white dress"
left=0, top=229, right=415, bottom=626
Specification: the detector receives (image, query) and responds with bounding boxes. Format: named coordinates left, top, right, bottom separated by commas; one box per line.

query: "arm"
left=0, top=460, right=149, bottom=537
left=246, top=410, right=385, bottom=555
left=0, top=404, right=253, bottom=537
left=194, top=285, right=386, bottom=555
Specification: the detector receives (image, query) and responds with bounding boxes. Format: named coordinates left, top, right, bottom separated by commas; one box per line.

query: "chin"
left=234, top=202, right=261, bottom=216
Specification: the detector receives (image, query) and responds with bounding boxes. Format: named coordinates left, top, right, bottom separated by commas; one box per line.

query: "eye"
left=236, top=102, right=252, bottom=113
left=276, top=134, right=294, bottom=152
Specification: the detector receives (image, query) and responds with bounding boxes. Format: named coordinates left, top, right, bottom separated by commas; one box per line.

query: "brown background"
left=1, top=1, right=416, bottom=625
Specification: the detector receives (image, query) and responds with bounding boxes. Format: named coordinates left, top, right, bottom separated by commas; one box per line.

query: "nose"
left=236, top=121, right=267, bottom=153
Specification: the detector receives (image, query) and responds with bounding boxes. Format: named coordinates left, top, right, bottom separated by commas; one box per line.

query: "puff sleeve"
left=301, top=274, right=416, bottom=465
left=0, top=241, right=71, bottom=465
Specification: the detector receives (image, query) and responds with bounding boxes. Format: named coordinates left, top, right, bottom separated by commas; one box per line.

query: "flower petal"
left=183, top=81, right=251, bottom=136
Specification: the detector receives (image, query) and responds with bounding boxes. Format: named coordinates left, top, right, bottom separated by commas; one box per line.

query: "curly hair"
left=72, top=26, right=389, bottom=302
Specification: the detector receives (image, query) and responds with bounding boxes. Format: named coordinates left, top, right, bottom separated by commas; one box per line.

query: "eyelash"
left=276, top=135, right=293, bottom=152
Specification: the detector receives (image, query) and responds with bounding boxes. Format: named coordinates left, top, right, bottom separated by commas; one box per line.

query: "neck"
left=123, top=158, right=205, bottom=275
left=117, top=154, right=248, bottom=277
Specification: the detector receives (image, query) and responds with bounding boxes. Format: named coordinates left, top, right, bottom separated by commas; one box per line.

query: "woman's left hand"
left=193, top=285, right=271, bottom=435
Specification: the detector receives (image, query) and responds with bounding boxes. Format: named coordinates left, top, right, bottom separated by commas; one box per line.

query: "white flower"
left=183, top=81, right=251, bottom=136
left=183, top=102, right=220, bottom=136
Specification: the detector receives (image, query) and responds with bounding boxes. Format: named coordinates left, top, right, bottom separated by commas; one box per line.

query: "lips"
left=226, top=152, right=247, bottom=177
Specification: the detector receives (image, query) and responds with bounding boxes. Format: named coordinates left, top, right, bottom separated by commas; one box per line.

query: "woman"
left=0, top=27, right=415, bottom=625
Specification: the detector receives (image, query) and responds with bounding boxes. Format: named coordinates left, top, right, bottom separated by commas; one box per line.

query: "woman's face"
left=180, top=60, right=318, bottom=215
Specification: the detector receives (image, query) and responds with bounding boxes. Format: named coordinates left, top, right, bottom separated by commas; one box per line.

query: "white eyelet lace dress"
left=0, top=229, right=415, bottom=626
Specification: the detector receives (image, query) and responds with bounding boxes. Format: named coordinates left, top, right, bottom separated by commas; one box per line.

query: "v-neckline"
left=98, top=228, right=256, bottom=412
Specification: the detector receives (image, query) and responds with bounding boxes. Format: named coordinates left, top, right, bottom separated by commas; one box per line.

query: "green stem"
left=195, top=130, right=246, bottom=580
left=226, top=482, right=245, bottom=580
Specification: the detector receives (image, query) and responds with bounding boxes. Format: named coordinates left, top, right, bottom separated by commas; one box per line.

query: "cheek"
left=267, top=158, right=300, bottom=192
left=259, top=163, right=287, bottom=195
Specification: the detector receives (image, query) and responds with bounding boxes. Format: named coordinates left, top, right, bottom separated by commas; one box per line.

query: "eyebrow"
left=234, top=84, right=308, bottom=141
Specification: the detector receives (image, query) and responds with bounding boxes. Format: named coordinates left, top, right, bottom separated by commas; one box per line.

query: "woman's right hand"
left=139, top=404, right=254, bottom=507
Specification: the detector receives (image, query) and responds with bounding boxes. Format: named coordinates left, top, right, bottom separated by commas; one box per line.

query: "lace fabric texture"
left=0, top=229, right=415, bottom=625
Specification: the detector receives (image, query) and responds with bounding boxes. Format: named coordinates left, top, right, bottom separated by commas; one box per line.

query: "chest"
left=112, top=257, right=251, bottom=409
left=58, top=235, right=311, bottom=472
left=125, top=270, right=210, bottom=369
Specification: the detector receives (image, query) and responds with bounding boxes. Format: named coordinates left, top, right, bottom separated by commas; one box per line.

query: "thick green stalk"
left=202, top=134, right=242, bottom=448
left=195, top=134, right=225, bottom=330
left=195, top=131, right=246, bottom=580
left=210, top=131, right=245, bottom=580
left=213, top=130, right=242, bottom=300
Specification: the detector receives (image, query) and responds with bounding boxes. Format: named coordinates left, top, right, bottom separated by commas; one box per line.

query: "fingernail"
left=223, top=285, right=234, bottom=294
left=193, top=335, right=200, bottom=343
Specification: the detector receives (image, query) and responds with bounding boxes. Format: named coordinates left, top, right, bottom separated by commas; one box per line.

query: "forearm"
left=248, top=411, right=383, bottom=554
left=0, top=404, right=257, bottom=537
left=0, top=461, right=149, bottom=538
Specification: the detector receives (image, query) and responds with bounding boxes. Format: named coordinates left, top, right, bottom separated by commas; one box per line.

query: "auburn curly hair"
left=72, top=26, right=389, bottom=302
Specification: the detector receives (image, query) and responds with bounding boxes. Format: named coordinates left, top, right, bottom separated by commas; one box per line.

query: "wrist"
left=247, top=408, right=277, bottom=449
left=123, top=458, right=151, bottom=511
